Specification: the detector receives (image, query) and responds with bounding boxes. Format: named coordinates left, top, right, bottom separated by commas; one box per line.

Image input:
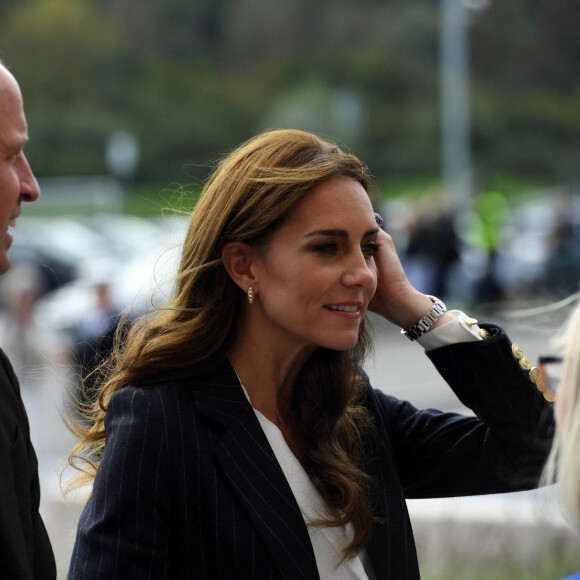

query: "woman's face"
left=250, top=177, right=378, bottom=354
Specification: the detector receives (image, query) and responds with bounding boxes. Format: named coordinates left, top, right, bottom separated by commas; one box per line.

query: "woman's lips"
left=323, top=303, right=363, bottom=319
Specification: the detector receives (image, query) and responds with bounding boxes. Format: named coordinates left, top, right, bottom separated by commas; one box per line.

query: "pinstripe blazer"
left=0, top=348, right=56, bottom=580
left=68, top=325, right=553, bottom=579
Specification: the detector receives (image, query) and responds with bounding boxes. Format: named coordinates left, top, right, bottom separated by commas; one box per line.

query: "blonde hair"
left=542, top=296, right=580, bottom=528
left=67, top=128, right=375, bottom=558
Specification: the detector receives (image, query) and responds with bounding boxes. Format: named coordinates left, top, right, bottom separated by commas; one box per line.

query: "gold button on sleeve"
left=510, top=345, right=553, bottom=401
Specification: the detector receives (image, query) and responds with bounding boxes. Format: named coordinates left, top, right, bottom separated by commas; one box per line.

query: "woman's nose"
left=341, top=252, right=376, bottom=288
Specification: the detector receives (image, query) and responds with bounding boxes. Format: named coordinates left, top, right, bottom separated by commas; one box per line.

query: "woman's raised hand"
left=369, top=230, right=439, bottom=329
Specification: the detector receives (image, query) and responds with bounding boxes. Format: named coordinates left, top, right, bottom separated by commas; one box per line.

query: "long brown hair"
left=67, top=128, right=376, bottom=558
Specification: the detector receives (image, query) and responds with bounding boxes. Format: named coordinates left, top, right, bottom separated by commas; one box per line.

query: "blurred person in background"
left=463, top=190, right=511, bottom=303
left=73, top=280, right=121, bottom=405
left=541, top=295, right=580, bottom=580
left=404, top=199, right=460, bottom=299
left=544, top=190, right=580, bottom=297
left=0, top=262, right=47, bottom=373
left=0, top=60, right=56, bottom=579
left=66, top=129, right=553, bottom=580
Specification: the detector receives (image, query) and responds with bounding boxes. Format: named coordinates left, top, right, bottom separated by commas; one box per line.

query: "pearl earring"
left=247, top=287, right=254, bottom=304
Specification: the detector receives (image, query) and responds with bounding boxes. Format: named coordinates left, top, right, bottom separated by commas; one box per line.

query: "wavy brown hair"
left=66, top=128, right=376, bottom=559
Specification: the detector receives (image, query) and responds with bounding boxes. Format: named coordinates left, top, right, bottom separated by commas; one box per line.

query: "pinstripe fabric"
left=68, top=325, right=553, bottom=579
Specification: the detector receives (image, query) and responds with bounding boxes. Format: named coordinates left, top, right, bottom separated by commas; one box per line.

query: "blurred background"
left=1, top=0, right=580, bottom=577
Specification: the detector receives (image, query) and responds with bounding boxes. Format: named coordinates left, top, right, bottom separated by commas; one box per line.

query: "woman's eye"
left=363, top=242, right=378, bottom=257
left=311, top=243, right=338, bottom=256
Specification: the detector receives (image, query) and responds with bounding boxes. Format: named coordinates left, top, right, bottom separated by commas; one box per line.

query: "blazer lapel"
left=191, top=361, right=320, bottom=580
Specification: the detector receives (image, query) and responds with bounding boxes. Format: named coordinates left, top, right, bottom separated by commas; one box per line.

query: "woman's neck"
left=227, top=336, right=314, bottom=426
left=229, top=349, right=311, bottom=465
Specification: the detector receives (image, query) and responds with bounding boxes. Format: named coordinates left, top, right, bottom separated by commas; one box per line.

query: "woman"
left=66, top=129, right=554, bottom=579
left=542, top=297, right=580, bottom=580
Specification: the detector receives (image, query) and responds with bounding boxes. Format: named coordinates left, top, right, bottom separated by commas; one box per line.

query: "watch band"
left=401, top=296, right=447, bottom=341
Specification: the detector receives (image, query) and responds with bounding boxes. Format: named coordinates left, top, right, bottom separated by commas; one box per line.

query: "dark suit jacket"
left=0, top=348, right=56, bottom=580
left=68, top=325, right=553, bottom=579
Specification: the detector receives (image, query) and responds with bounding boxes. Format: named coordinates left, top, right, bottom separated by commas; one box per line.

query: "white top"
left=253, top=408, right=376, bottom=579
left=240, top=311, right=482, bottom=578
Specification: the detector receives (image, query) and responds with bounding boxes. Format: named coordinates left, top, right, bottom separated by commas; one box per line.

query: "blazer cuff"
left=417, top=310, right=484, bottom=351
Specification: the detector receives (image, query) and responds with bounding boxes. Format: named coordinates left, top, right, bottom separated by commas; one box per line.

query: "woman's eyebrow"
left=365, top=227, right=380, bottom=237
left=305, top=229, right=349, bottom=239
left=304, top=227, right=379, bottom=239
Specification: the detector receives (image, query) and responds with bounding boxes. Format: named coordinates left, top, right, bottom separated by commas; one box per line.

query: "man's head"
left=0, top=62, right=40, bottom=275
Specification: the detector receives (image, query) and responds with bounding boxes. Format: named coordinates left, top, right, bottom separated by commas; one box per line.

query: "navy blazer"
left=0, top=348, right=56, bottom=580
left=68, top=326, right=553, bottom=579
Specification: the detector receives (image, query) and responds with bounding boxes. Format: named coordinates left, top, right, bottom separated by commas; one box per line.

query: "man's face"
left=0, top=66, right=40, bottom=274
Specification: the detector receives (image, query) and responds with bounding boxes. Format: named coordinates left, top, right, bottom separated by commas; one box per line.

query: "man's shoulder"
left=0, top=345, right=20, bottom=396
left=0, top=345, right=13, bottom=371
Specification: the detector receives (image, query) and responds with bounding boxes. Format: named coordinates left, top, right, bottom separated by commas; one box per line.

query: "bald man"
left=0, top=60, right=56, bottom=579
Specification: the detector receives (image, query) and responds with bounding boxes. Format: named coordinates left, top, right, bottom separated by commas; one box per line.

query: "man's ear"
left=222, top=241, right=258, bottom=292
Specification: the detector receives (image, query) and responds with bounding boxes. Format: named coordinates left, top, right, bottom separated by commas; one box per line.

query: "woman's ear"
left=222, top=241, right=257, bottom=292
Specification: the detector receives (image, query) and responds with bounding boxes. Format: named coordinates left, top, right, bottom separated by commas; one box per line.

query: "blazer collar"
left=189, top=359, right=320, bottom=580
